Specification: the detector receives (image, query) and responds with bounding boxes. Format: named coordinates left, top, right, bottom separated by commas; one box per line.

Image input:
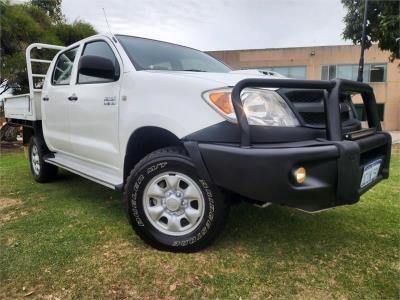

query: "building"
left=208, top=45, right=400, bottom=131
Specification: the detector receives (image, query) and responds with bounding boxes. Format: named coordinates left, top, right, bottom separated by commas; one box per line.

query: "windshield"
left=117, top=35, right=231, bottom=73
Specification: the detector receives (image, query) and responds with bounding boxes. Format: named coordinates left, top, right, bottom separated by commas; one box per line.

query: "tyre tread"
left=123, top=146, right=229, bottom=252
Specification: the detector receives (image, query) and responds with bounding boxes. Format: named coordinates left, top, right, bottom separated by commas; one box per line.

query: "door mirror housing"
left=78, top=55, right=119, bottom=81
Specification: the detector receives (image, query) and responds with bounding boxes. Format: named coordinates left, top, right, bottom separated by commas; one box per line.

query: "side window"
left=78, top=41, right=119, bottom=84
left=52, top=47, right=78, bottom=85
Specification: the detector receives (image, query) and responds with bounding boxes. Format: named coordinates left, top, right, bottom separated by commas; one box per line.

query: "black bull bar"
left=231, top=78, right=382, bottom=147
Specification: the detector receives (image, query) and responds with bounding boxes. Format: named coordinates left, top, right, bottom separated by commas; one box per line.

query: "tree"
left=31, top=0, right=64, bottom=23
left=0, top=0, right=96, bottom=94
left=54, top=21, right=97, bottom=46
left=1, top=1, right=60, bottom=94
left=342, top=0, right=400, bottom=61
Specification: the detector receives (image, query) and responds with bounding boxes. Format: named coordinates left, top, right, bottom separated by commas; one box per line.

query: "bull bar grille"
left=231, top=79, right=382, bottom=147
left=278, top=89, right=360, bottom=128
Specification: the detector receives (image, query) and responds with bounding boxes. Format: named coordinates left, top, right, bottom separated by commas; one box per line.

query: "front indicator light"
left=293, top=167, right=306, bottom=184
left=209, top=91, right=234, bottom=114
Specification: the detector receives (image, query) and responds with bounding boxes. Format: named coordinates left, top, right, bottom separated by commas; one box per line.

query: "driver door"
left=68, top=39, right=122, bottom=170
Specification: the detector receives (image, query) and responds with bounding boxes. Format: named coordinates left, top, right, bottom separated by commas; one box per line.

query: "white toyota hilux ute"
left=4, top=34, right=392, bottom=252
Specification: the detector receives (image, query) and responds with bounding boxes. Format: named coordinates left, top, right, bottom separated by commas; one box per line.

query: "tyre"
left=123, top=147, right=229, bottom=252
left=28, top=136, right=58, bottom=183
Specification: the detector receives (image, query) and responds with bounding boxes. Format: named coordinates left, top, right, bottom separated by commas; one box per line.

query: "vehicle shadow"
left=213, top=200, right=376, bottom=255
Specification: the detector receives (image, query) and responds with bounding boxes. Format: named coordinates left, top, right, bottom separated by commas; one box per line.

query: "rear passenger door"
left=42, top=46, right=79, bottom=153
left=69, top=39, right=122, bottom=170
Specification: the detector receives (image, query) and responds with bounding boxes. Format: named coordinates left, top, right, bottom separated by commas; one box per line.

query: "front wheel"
left=28, top=137, right=58, bottom=183
left=123, top=147, right=229, bottom=252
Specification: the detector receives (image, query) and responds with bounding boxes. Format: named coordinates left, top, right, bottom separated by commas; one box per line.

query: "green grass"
left=0, top=149, right=399, bottom=299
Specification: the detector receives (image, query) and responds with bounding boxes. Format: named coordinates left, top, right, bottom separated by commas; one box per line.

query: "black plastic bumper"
left=184, top=78, right=392, bottom=212
left=185, top=132, right=391, bottom=212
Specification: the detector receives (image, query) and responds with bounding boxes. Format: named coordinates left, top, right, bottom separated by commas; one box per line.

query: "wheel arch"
left=123, top=126, right=184, bottom=181
left=22, top=121, right=49, bottom=149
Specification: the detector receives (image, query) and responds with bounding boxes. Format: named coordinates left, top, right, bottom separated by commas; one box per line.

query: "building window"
left=321, top=64, right=386, bottom=82
left=257, top=66, right=307, bottom=79
left=321, top=65, right=340, bottom=81
left=354, top=103, right=385, bottom=121
left=370, top=64, right=386, bottom=82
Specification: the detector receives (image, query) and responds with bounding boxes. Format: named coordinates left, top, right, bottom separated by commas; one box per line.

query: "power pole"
left=357, top=0, right=369, bottom=82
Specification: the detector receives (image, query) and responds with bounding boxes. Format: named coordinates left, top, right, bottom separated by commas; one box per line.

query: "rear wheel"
left=124, top=147, right=229, bottom=252
left=29, top=137, right=58, bottom=183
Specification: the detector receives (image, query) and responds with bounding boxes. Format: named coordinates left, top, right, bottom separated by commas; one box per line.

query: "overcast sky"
left=58, top=0, right=350, bottom=51
left=6, top=0, right=348, bottom=51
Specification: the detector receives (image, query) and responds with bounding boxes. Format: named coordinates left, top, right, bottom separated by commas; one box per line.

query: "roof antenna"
left=102, top=8, right=118, bottom=42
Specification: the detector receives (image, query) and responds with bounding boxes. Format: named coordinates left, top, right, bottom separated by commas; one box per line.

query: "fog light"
left=293, top=167, right=306, bottom=184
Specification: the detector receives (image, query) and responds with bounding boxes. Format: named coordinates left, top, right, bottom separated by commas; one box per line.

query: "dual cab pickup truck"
left=4, top=34, right=391, bottom=252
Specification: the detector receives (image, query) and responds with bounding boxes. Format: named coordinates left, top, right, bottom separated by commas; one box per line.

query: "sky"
left=58, top=0, right=350, bottom=51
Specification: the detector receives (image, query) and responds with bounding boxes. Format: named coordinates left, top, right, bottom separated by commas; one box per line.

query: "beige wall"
left=208, top=45, right=400, bottom=131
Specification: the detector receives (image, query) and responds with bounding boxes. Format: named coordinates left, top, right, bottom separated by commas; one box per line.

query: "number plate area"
left=360, top=159, right=382, bottom=188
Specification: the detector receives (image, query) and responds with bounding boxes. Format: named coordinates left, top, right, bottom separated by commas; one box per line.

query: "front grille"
left=299, top=111, right=353, bottom=126
left=299, top=112, right=325, bottom=125
left=284, top=90, right=323, bottom=103
left=279, top=89, right=361, bottom=130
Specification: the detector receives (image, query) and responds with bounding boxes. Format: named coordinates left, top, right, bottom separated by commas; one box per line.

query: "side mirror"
left=78, top=55, right=118, bottom=80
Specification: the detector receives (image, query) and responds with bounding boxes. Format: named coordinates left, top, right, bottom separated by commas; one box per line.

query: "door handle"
left=42, top=97, right=49, bottom=101
left=68, top=95, right=78, bottom=101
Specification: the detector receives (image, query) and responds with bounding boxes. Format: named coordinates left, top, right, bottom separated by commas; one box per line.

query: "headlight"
left=203, top=88, right=300, bottom=126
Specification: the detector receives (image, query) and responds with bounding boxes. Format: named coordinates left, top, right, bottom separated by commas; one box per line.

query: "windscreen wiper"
left=181, top=69, right=207, bottom=72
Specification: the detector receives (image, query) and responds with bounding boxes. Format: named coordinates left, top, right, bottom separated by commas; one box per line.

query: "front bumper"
left=185, top=132, right=391, bottom=212
left=184, top=78, right=392, bottom=212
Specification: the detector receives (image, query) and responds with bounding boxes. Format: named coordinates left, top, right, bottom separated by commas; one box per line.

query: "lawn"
left=0, top=149, right=399, bottom=299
